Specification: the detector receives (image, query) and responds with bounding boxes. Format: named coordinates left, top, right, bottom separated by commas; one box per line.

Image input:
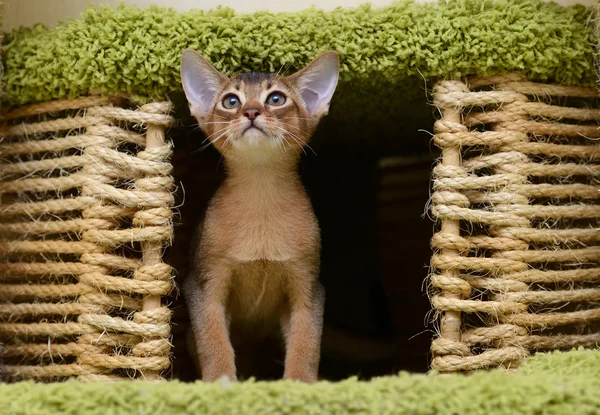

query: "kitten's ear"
left=289, top=51, right=339, bottom=117
left=181, top=49, right=228, bottom=118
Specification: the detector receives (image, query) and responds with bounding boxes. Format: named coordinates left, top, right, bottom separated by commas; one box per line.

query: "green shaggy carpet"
left=0, top=349, right=599, bottom=415
left=1, top=0, right=596, bottom=108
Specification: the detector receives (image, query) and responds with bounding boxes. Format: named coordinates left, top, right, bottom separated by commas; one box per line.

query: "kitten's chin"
left=242, top=126, right=267, bottom=141
left=231, top=127, right=279, bottom=149
left=228, top=129, right=282, bottom=163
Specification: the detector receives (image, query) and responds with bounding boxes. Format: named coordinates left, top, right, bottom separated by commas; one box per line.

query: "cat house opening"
left=165, top=76, right=437, bottom=381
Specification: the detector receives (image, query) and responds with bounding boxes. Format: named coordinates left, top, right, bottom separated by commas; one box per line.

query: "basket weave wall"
left=0, top=96, right=175, bottom=381
left=429, top=73, right=600, bottom=372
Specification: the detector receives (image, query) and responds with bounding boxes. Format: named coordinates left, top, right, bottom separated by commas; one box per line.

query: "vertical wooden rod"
left=439, top=107, right=462, bottom=342
left=140, top=123, right=166, bottom=380
left=142, top=124, right=165, bottom=312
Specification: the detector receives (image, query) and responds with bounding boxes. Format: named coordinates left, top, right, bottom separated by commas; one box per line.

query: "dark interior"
left=165, top=76, right=438, bottom=381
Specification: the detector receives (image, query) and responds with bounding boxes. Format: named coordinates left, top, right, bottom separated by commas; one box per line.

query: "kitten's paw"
left=202, top=366, right=237, bottom=383
left=202, top=373, right=238, bottom=383
left=219, top=375, right=237, bottom=385
left=283, top=369, right=318, bottom=383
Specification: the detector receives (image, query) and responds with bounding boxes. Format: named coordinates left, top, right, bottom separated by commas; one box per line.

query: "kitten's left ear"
left=289, top=51, right=340, bottom=118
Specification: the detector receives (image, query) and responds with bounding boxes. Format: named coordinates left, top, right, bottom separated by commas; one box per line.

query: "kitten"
left=180, top=49, right=339, bottom=382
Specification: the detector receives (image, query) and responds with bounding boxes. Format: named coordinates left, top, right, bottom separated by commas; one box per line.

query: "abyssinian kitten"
left=180, top=49, right=339, bottom=383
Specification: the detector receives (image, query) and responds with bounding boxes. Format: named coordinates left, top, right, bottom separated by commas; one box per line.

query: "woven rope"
left=596, top=2, right=600, bottom=88
left=429, top=73, right=600, bottom=373
left=0, top=96, right=175, bottom=381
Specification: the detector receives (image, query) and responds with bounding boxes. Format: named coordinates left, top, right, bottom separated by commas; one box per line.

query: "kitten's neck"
left=223, top=154, right=302, bottom=191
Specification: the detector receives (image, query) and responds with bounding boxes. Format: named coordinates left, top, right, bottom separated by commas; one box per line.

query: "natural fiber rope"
left=597, top=2, right=600, bottom=88
left=431, top=78, right=469, bottom=363
left=0, top=127, right=146, bottom=156
left=0, top=96, right=175, bottom=381
left=133, top=101, right=175, bottom=380
left=0, top=96, right=119, bottom=120
left=461, top=325, right=600, bottom=349
left=1, top=364, right=105, bottom=380
left=429, top=73, right=600, bottom=373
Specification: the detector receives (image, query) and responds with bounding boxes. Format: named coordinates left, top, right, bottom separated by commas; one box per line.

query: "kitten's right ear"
left=289, top=51, right=339, bottom=118
left=180, top=49, right=227, bottom=118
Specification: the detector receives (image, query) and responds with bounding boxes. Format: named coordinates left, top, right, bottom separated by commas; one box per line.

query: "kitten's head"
left=181, top=50, right=339, bottom=160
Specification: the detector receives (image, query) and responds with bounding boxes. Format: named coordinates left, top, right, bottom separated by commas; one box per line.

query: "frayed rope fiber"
left=1, top=0, right=596, bottom=108
left=0, top=349, right=599, bottom=415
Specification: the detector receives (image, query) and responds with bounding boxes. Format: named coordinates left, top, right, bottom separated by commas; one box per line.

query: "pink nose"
left=244, top=108, right=260, bottom=121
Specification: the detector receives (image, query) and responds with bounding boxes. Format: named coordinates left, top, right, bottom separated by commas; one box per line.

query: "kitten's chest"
left=208, top=187, right=319, bottom=262
left=227, top=200, right=314, bottom=261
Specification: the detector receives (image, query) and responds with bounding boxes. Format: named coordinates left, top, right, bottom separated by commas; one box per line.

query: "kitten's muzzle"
left=242, top=118, right=265, bottom=135
left=241, top=109, right=265, bottom=135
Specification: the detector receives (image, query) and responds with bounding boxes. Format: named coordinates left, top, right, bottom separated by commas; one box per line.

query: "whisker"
left=273, top=129, right=288, bottom=154
left=199, top=126, right=230, bottom=145
left=223, top=134, right=233, bottom=149
left=279, top=131, right=301, bottom=158
left=281, top=62, right=296, bottom=78
left=281, top=116, right=315, bottom=121
left=280, top=125, right=318, bottom=157
left=271, top=125, right=309, bottom=156
left=275, top=131, right=285, bottom=154
left=278, top=121, right=315, bottom=143
left=198, top=121, right=231, bottom=126
left=279, top=122, right=311, bottom=137
left=273, top=63, right=294, bottom=84
left=303, top=143, right=317, bottom=157
left=221, top=124, right=246, bottom=149
left=216, top=153, right=225, bottom=171
left=198, top=123, right=231, bottom=128
left=191, top=128, right=231, bottom=154
left=275, top=64, right=285, bottom=80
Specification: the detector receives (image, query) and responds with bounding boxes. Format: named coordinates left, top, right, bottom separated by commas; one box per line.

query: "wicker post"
left=135, top=103, right=175, bottom=380
left=429, top=80, right=473, bottom=370
left=430, top=74, right=600, bottom=373
left=434, top=81, right=466, bottom=348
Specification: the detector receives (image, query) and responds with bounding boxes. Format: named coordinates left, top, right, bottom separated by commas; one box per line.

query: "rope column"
left=430, top=80, right=473, bottom=371
left=132, top=102, right=175, bottom=380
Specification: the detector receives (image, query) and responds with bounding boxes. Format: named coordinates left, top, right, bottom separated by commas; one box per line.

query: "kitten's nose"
left=244, top=108, right=260, bottom=121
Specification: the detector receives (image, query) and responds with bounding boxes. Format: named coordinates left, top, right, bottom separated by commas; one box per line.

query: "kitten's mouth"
left=243, top=125, right=265, bottom=135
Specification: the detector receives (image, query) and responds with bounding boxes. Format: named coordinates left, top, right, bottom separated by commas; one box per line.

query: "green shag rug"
left=1, top=349, right=599, bottom=415
left=1, top=0, right=596, bottom=108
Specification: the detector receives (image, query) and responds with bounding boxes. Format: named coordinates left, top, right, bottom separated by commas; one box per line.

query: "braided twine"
left=429, top=73, right=600, bottom=373
left=0, top=96, right=175, bottom=381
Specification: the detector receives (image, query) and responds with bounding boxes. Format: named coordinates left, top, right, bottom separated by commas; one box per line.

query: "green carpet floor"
left=1, top=349, right=599, bottom=415
left=1, top=0, right=596, bottom=108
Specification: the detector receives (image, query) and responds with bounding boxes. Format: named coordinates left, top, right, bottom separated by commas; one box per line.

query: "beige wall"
left=3, top=0, right=596, bottom=32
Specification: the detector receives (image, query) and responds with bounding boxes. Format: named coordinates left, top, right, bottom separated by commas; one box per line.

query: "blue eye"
left=267, top=92, right=286, bottom=106
left=222, top=94, right=240, bottom=109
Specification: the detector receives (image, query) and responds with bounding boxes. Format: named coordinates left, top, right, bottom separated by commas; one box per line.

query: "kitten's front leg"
left=281, top=265, right=325, bottom=383
left=184, top=261, right=236, bottom=382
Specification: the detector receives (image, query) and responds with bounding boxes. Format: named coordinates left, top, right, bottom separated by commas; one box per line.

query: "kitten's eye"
left=266, top=92, right=286, bottom=106
left=222, top=94, right=241, bottom=109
